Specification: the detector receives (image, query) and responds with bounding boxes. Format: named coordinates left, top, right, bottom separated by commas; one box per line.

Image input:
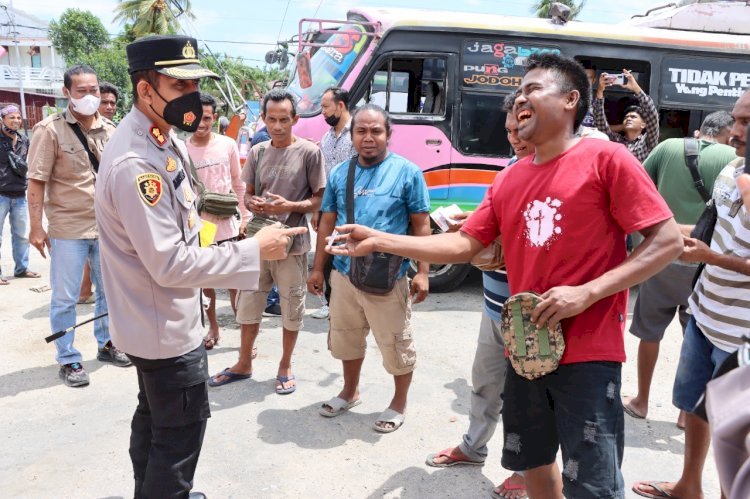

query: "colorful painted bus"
left=286, top=7, right=750, bottom=291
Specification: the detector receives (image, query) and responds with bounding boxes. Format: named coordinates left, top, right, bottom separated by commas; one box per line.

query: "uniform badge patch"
left=183, top=111, right=197, bottom=127
left=150, top=126, right=166, bottom=146
left=166, top=156, right=177, bottom=172
left=188, top=210, right=196, bottom=229
left=183, top=184, right=194, bottom=203
left=136, top=173, right=163, bottom=206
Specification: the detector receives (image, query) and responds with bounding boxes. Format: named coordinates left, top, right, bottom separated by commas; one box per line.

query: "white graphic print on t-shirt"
left=523, top=197, right=563, bottom=248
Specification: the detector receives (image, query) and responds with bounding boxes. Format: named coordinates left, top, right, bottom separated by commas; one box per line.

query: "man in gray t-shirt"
left=209, top=89, right=325, bottom=394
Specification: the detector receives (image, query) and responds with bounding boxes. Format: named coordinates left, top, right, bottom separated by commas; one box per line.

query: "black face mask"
left=150, top=88, right=202, bottom=132
left=2, top=125, right=17, bottom=136
left=324, top=113, right=340, bottom=127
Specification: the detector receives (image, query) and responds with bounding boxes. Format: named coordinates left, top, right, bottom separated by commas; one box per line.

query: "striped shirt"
left=483, top=271, right=509, bottom=323
left=689, top=158, right=750, bottom=352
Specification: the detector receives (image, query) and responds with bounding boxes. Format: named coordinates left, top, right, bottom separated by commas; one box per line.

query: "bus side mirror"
left=296, top=52, right=313, bottom=89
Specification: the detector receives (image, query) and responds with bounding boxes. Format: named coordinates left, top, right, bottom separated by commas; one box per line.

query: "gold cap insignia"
left=166, top=156, right=177, bottom=172
left=182, top=41, right=196, bottom=59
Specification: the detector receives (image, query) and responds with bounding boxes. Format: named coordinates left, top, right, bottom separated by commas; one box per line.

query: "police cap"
left=126, top=35, right=219, bottom=80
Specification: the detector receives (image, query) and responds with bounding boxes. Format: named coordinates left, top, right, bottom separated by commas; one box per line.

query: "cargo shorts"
left=328, top=270, right=416, bottom=376
left=235, top=253, right=307, bottom=331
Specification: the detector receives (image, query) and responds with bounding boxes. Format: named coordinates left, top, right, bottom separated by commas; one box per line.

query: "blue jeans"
left=0, top=194, right=30, bottom=276
left=267, top=284, right=280, bottom=307
left=673, top=315, right=733, bottom=413
left=49, top=238, right=110, bottom=365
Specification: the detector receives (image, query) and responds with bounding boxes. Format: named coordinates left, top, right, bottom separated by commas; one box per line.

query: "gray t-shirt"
left=242, top=136, right=326, bottom=254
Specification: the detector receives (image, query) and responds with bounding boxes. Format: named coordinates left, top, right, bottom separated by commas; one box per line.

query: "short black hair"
left=200, top=92, right=217, bottom=113
left=350, top=104, right=392, bottom=137
left=261, top=88, right=297, bottom=117
left=700, top=110, right=734, bottom=137
left=64, top=64, right=97, bottom=90
left=525, top=52, right=591, bottom=131
left=98, top=81, right=119, bottom=101
left=579, top=59, right=597, bottom=71
left=130, top=69, right=160, bottom=104
left=624, top=105, right=643, bottom=119
left=324, top=87, right=350, bottom=108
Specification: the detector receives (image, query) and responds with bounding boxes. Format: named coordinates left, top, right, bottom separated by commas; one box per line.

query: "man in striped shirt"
left=633, top=90, right=750, bottom=499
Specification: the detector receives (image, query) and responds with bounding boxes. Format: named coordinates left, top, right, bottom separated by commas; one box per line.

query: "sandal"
left=492, top=474, right=528, bottom=499
left=426, top=447, right=485, bottom=468
left=0, top=278, right=9, bottom=286
left=374, top=408, right=405, bottom=433
left=77, top=294, right=95, bottom=305
left=14, top=270, right=41, bottom=278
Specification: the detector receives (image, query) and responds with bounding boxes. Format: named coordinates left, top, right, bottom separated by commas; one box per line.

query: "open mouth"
left=517, top=109, right=532, bottom=126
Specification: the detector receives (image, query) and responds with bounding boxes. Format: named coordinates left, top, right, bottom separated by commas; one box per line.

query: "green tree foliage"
left=202, top=54, right=288, bottom=113
left=48, top=9, right=110, bottom=62
left=532, top=0, right=585, bottom=20
left=78, top=43, right=132, bottom=114
left=113, top=0, right=195, bottom=37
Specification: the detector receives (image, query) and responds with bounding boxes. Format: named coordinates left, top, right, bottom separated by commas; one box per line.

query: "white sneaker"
left=311, top=305, right=329, bottom=319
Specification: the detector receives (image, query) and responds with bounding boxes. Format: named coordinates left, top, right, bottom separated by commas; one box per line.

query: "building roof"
left=0, top=3, right=51, bottom=45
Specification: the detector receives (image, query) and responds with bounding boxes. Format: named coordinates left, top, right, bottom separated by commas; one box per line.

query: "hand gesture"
left=255, top=224, right=307, bottom=260
left=621, top=69, right=642, bottom=94
left=311, top=211, right=320, bottom=232
left=530, top=285, right=594, bottom=331
left=325, top=224, right=381, bottom=257
left=410, top=272, right=429, bottom=304
left=262, top=192, right=292, bottom=215
left=446, top=211, right=472, bottom=233
left=680, top=236, right=712, bottom=263
left=307, top=269, right=324, bottom=295
left=29, top=225, right=50, bottom=258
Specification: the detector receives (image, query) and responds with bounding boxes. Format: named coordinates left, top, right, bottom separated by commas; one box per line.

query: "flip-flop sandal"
left=426, top=447, right=485, bottom=468
left=623, top=402, right=646, bottom=419
left=632, top=481, right=679, bottom=498
left=275, top=375, right=296, bottom=395
left=374, top=408, right=405, bottom=433
left=491, top=476, right=528, bottom=499
left=0, top=278, right=9, bottom=286
left=14, top=270, right=41, bottom=278
left=319, top=396, right=362, bottom=417
left=207, top=368, right=251, bottom=387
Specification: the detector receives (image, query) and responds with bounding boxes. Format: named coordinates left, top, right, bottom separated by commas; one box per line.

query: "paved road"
left=0, top=232, right=718, bottom=498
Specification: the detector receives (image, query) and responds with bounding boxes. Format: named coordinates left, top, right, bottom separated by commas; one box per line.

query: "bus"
left=286, top=6, right=750, bottom=291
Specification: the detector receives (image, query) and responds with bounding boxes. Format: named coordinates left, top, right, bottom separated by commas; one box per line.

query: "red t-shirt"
left=462, top=139, right=672, bottom=364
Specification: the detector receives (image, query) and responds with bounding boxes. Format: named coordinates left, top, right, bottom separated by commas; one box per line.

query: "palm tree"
left=532, top=0, right=586, bottom=20
left=114, top=0, right=195, bottom=37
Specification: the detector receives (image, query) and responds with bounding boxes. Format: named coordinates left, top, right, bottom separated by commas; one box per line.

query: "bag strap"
left=64, top=112, right=99, bottom=173
left=345, top=156, right=358, bottom=224
left=254, top=145, right=267, bottom=195
left=185, top=150, right=206, bottom=195
left=684, top=138, right=711, bottom=203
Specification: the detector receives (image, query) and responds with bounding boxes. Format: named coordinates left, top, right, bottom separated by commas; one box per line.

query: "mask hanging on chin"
left=70, top=95, right=101, bottom=116
left=324, top=113, right=341, bottom=127
left=150, top=88, right=202, bottom=133
left=2, top=125, right=17, bottom=136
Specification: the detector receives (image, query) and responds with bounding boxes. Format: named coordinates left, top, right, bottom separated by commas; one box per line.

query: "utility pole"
left=6, top=0, right=27, bottom=134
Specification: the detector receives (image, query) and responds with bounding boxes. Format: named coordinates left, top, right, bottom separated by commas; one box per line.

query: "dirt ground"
left=0, top=230, right=719, bottom=498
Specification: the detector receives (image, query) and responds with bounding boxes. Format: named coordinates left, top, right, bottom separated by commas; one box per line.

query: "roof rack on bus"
left=297, top=18, right=382, bottom=53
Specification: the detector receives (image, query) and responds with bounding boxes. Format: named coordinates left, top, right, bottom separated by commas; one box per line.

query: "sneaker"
left=97, top=341, right=133, bottom=367
left=59, top=363, right=90, bottom=387
left=263, top=303, right=282, bottom=317
left=311, top=305, right=329, bottom=319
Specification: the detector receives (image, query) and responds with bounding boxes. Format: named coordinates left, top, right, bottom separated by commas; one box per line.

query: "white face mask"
left=70, top=94, right=101, bottom=116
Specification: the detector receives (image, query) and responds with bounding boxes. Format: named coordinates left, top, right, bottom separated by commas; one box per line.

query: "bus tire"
left=408, top=262, right=472, bottom=293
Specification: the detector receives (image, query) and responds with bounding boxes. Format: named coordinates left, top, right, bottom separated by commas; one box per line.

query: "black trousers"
left=127, top=345, right=210, bottom=499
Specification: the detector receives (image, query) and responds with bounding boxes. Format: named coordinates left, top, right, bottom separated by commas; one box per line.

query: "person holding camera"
left=0, top=104, right=38, bottom=285
left=593, top=69, right=659, bottom=162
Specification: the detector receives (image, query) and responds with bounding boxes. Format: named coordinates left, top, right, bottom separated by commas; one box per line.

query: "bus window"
left=659, top=108, right=690, bottom=141
left=361, top=57, right=447, bottom=116
left=459, top=92, right=511, bottom=156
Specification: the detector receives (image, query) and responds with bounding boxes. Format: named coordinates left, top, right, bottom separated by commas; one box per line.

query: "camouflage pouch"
left=501, top=291, right=565, bottom=380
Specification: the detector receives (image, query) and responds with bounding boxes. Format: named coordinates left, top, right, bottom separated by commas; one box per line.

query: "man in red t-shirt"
left=327, top=52, right=682, bottom=498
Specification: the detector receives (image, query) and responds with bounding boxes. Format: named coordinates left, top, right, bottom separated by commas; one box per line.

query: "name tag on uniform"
left=172, top=169, right=185, bottom=190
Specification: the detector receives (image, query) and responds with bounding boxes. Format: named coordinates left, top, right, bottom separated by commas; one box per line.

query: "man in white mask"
left=27, top=64, right=131, bottom=388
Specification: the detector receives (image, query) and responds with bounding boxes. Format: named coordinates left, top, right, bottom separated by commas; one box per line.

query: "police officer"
left=95, top=35, right=304, bottom=498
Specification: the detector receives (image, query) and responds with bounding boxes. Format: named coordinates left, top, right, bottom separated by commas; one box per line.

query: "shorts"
left=235, top=254, right=307, bottom=331
left=328, top=270, right=416, bottom=376
left=630, top=261, right=696, bottom=341
left=673, top=315, right=733, bottom=413
left=501, top=360, right=624, bottom=499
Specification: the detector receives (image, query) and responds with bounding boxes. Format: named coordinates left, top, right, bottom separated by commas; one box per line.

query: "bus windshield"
left=288, top=23, right=371, bottom=116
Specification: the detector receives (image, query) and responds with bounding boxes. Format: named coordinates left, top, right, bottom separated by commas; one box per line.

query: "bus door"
left=354, top=52, right=457, bottom=201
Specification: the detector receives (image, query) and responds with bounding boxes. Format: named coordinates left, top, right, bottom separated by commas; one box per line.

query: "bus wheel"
left=408, top=262, right=472, bottom=293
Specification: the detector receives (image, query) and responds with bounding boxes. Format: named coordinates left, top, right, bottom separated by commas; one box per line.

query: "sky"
left=24, top=0, right=665, bottom=67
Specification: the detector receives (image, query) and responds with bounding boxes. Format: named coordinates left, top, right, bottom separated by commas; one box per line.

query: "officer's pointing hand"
left=255, top=224, right=308, bottom=260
